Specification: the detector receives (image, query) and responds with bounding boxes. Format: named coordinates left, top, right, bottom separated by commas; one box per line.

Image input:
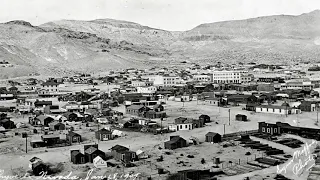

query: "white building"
left=212, top=70, right=247, bottom=84
left=145, top=75, right=183, bottom=87
left=131, top=81, right=147, bottom=87
left=136, top=86, right=157, bottom=94
left=280, top=79, right=314, bottom=90
left=168, top=123, right=194, bottom=131
left=39, top=81, right=64, bottom=96
left=193, top=74, right=211, bottom=82
left=256, top=105, right=301, bottom=115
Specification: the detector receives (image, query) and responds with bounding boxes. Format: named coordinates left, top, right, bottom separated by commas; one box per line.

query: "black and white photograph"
left=0, top=0, right=320, bottom=180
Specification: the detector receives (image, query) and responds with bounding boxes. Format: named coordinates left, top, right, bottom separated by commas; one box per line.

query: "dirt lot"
left=1, top=99, right=320, bottom=179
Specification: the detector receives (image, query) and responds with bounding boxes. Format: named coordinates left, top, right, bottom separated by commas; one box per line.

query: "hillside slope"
left=1, top=10, right=320, bottom=78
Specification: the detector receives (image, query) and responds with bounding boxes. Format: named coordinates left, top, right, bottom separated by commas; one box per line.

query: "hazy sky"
left=0, top=0, right=319, bottom=31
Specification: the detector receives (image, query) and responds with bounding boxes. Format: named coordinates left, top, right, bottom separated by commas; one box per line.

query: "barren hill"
left=1, top=10, right=320, bottom=78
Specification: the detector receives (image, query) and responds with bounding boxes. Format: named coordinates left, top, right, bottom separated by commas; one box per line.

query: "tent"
left=112, top=130, right=125, bottom=137
left=97, top=118, right=109, bottom=124
left=136, top=150, right=148, bottom=159
left=16, top=122, right=27, bottom=128
left=55, top=115, right=67, bottom=122
left=93, top=156, right=108, bottom=168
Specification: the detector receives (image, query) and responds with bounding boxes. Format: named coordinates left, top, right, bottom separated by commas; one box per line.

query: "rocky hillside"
left=0, top=10, right=320, bottom=78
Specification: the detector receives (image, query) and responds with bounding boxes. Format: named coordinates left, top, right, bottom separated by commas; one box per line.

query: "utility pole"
left=22, top=133, right=28, bottom=153
left=97, top=120, right=100, bottom=143
left=285, top=101, right=288, bottom=117
left=160, top=118, right=163, bottom=134
left=223, top=124, right=226, bottom=135
left=228, top=109, right=231, bottom=125
left=317, top=103, right=319, bottom=124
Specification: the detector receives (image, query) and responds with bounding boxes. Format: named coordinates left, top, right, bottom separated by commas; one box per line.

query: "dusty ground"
left=1, top=99, right=320, bottom=180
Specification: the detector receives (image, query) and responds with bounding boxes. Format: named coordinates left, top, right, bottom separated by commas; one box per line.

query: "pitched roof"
left=110, top=145, right=129, bottom=152
left=67, top=131, right=81, bottom=137
left=71, top=150, right=83, bottom=157
left=206, top=132, right=220, bottom=137
left=42, top=81, right=60, bottom=86
left=42, top=134, right=60, bottom=139
left=85, top=147, right=98, bottom=154
left=166, top=136, right=185, bottom=144
left=257, top=105, right=293, bottom=110
left=97, top=128, right=112, bottom=134
left=126, top=105, right=145, bottom=110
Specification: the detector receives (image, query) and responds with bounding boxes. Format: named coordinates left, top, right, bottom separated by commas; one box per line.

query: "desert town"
left=0, top=62, right=320, bottom=180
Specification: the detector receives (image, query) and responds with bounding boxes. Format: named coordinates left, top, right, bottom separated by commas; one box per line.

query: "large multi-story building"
left=131, top=81, right=153, bottom=87
left=192, top=74, right=212, bottom=82
left=145, top=75, right=183, bottom=87
left=212, top=70, right=247, bottom=84
left=38, top=80, right=64, bottom=96
left=280, top=80, right=314, bottom=90
left=136, top=86, right=157, bottom=94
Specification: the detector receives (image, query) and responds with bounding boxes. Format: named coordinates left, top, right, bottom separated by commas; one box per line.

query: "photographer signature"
left=277, top=140, right=318, bottom=176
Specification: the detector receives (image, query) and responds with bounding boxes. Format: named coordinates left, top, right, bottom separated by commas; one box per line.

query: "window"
left=267, top=108, right=269, bottom=112
left=267, top=128, right=270, bottom=133
left=274, top=128, right=277, bottom=133
left=273, top=108, right=275, bottom=112
left=132, top=153, right=136, bottom=159
left=262, top=127, right=265, bottom=132
left=180, top=125, right=182, bottom=129
left=260, top=108, right=262, bottom=111
left=121, top=154, right=125, bottom=160
left=279, top=109, right=282, bottom=113
left=185, top=125, right=188, bottom=129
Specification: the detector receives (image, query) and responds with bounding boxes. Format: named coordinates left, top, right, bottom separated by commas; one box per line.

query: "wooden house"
left=49, top=122, right=66, bottom=131
left=145, top=110, right=166, bottom=119
left=164, top=136, right=187, bottom=150
left=258, top=122, right=282, bottom=135
left=174, top=117, right=196, bottom=131
left=41, top=134, right=60, bottom=146
left=31, top=161, right=48, bottom=176
left=30, top=139, right=45, bottom=148
left=32, top=115, right=54, bottom=127
left=95, top=128, right=113, bottom=141
left=34, top=100, right=52, bottom=108
left=70, top=150, right=86, bottom=164
left=300, top=101, right=318, bottom=112
left=176, top=169, right=202, bottom=180
left=125, top=105, right=150, bottom=116
left=84, top=147, right=106, bottom=163
left=192, top=119, right=205, bottom=128
left=227, top=94, right=258, bottom=105
left=44, top=105, right=65, bottom=114
left=235, top=114, right=248, bottom=121
left=110, top=145, right=137, bottom=163
left=153, top=104, right=164, bottom=112
left=205, top=132, right=221, bottom=143
left=63, top=112, right=80, bottom=122
left=199, top=114, right=210, bottom=123
left=0, top=119, right=15, bottom=129
left=66, top=131, right=82, bottom=144
left=203, top=97, right=220, bottom=106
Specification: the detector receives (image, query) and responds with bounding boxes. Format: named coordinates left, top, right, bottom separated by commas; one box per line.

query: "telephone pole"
left=317, top=103, right=319, bottom=124
left=22, top=133, right=28, bottom=153
left=228, top=109, right=231, bottom=125
left=97, top=120, right=100, bottom=143
left=160, top=118, right=163, bottom=134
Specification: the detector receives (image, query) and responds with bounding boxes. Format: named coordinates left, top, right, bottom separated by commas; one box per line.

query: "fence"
left=220, top=153, right=264, bottom=169
left=223, top=130, right=258, bottom=138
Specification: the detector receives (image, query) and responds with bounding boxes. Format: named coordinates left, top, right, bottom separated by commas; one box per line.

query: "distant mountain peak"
left=301, top=9, right=320, bottom=16
left=4, top=20, right=34, bottom=27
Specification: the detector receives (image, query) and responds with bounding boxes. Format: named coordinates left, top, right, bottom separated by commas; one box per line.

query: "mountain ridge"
left=0, top=10, right=320, bottom=79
